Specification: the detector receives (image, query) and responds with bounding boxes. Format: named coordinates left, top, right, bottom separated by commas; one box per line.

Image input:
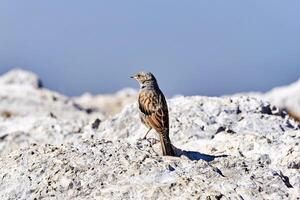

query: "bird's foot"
left=146, top=138, right=160, bottom=145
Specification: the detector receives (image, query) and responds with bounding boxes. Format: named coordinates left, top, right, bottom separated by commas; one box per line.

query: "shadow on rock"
left=143, top=138, right=228, bottom=162
left=174, top=147, right=228, bottom=162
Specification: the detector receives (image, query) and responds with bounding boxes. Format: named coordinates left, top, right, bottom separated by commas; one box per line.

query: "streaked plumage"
left=131, top=71, right=175, bottom=156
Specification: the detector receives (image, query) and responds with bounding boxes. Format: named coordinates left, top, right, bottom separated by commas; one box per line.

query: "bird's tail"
left=159, top=130, right=175, bottom=156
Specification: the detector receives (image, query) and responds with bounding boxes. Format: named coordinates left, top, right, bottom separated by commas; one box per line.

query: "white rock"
left=0, top=68, right=42, bottom=88
left=264, top=79, right=300, bottom=119
left=0, top=70, right=105, bottom=155
left=233, top=78, right=300, bottom=121
left=0, top=69, right=299, bottom=199
left=74, top=88, right=137, bottom=116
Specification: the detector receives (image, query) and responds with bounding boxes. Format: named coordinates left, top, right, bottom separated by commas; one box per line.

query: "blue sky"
left=0, top=1, right=300, bottom=97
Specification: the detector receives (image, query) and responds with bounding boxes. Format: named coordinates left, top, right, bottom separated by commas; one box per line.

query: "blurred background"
left=0, top=0, right=300, bottom=97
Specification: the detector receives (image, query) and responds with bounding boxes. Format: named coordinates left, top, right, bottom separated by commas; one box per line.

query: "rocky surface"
left=263, top=79, right=300, bottom=122
left=232, top=79, right=300, bottom=122
left=0, top=69, right=299, bottom=199
left=0, top=69, right=105, bottom=155
left=74, top=88, right=137, bottom=117
left=74, top=77, right=300, bottom=122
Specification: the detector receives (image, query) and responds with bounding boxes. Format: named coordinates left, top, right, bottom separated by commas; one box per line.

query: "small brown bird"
left=131, top=71, right=175, bottom=156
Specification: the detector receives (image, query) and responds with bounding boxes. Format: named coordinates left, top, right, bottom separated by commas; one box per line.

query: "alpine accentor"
left=131, top=71, right=175, bottom=156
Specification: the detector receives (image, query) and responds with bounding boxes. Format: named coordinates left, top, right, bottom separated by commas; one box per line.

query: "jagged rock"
left=263, top=79, right=300, bottom=121
left=97, top=96, right=298, bottom=145
left=74, top=88, right=137, bottom=117
left=233, top=79, right=300, bottom=122
left=0, top=69, right=299, bottom=199
left=0, top=70, right=104, bottom=119
left=0, top=138, right=299, bottom=200
left=0, top=68, right=43, bottom=88
left=0, top=70, right=105, bottom=155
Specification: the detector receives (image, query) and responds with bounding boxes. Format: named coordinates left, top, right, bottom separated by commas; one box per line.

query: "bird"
left=131, top=71, right=175, bottom=156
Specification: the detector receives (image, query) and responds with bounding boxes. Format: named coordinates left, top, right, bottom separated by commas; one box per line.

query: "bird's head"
left=131, top=71, right=157, bottom=86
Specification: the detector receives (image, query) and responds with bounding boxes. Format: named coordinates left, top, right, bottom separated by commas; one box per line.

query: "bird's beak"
left=130, top=75, right=135, bottom=79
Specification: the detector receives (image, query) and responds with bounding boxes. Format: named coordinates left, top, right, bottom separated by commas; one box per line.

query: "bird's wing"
left=138, top=90, right=169, bottom=133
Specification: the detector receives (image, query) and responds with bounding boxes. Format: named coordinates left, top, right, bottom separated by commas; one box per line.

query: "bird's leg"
left=143, top=128, right=152, bottom=139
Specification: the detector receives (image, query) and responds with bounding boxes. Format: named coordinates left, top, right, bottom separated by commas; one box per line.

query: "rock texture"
left=74, top=88, right=137, bottom=117
left=263, top=79, right=300, bottom=122
left=0, top=69, right=299, bottom=199
left=0, top=68, right=43, bottom=88
left=232, top=79, right=300, bottom=122
left=0, top=69, right=105, bottom=155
